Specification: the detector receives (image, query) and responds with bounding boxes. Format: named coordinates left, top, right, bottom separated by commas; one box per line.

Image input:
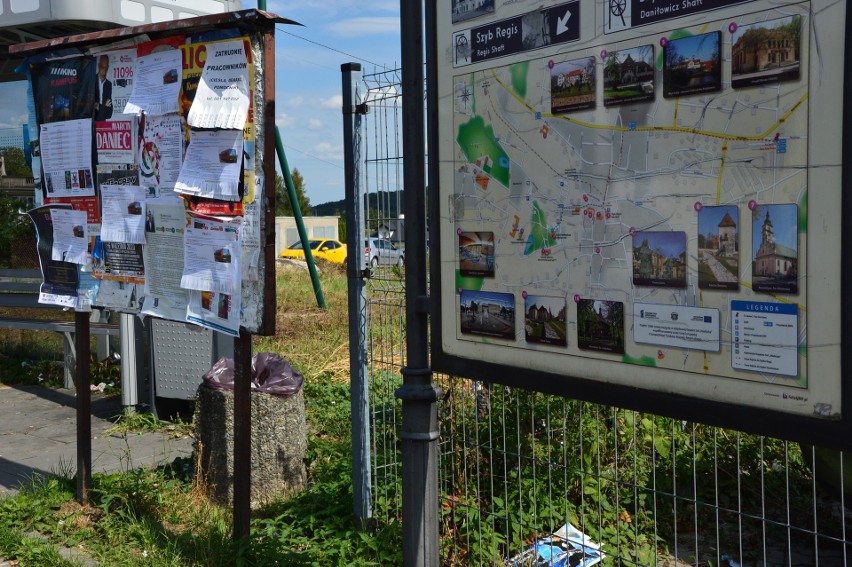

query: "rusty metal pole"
left=74, top=311, right=92, bottom=504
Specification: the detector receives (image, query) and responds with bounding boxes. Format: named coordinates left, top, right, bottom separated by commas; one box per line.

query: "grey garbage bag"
left=202, top=352, right=304, bottom=396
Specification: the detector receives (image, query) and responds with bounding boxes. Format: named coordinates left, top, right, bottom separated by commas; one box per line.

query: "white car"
left=364, top=238, right=405, bottom=268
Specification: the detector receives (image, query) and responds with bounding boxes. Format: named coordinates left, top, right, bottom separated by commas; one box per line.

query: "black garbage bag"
left=202, top=352, right=304, bottom=396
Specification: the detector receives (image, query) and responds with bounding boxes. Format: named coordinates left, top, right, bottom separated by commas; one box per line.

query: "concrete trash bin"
left=193, top=353, right=308, bottom=506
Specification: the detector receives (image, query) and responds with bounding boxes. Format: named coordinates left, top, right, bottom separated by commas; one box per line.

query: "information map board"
left=430, top=0, right=851, bottom=448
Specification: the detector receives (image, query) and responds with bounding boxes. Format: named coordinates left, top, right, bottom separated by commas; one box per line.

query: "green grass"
left=0, top=265, right=402, bottom=566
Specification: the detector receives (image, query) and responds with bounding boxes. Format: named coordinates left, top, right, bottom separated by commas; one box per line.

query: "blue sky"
left=0, top=0, right=402, bottom=207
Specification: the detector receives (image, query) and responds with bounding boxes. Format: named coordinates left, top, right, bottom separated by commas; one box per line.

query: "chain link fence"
left=352, top=65, right=850, bottom=566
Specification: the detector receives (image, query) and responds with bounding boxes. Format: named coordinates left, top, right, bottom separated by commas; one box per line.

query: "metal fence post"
left=396, top=0, right=441, bottom=564
left=342, top=62, right=373, bottom=525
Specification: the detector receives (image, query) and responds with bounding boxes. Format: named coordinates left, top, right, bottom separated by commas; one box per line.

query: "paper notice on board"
left=187, top=39, right=251, bottom=130
left=27, top=205, right=79, bottom=308
left=40, top=119, right=95, bottom=198
left=138, top=113, right=183, bottom=191
left=96, top=119, right=136, bottom=164
left=240, top=174, right=263, bottom=280
left=103, top=48, right=136, bottom=115
left=141, top=200, right=190, bottom=322
left=92, top=238, right=145, bottom=284
left=174, top=129, right=243, bottom=200
left=186, top=289, right=241, bottom=337
left=94, top=279, right=136, bottom=311
left=100, top=184, right=147, bottom=244
left=180, top=226, right=240, bottom=294
left=50, top=208, right=89, bottom=265
left=123, top=49, right=182, bottom=116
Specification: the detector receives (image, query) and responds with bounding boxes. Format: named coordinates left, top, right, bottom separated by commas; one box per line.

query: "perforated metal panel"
left=150, top=318, right=214, bottom=400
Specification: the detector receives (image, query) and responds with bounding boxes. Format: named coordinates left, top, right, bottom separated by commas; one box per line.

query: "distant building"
left=0, top=127, right=24, bottom=151
left=274, top=216, right=339, bottom=257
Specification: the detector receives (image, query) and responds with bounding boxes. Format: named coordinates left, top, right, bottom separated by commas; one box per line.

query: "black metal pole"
left=232, top=329, right=252, bottom=541
left=396, top=0, right=441, bottom=564
left=74, top=311, right=92, bottom=504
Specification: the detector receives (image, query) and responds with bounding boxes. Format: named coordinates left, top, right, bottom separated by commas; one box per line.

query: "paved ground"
left=0, top=383, right=192, bottom=498
left=0, top=383, right=193, bottom=565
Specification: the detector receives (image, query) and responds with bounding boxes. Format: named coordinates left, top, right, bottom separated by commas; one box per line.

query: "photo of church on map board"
left=632, top=231, right=687, bottom=288
left=460, top=290, right=516, bottom=340
left=697, top=205, right=739, bottom=291
left=550, top=56, right=596, bottom=114
left=577, top=299, right=625, bottom=354
left=459, top=231, right=495, bottom=277
left=731, top=15, right=801, bottom=89
left=663, top=31, right=722, bottom=98
left=603, top=45, right=655, bottom=106
left=524, top=294, right=567, bottom=347
left=752, top=204, right=799, bottom=294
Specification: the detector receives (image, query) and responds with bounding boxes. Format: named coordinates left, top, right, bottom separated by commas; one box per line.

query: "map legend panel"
left=731, top=301, right=799, bottom=377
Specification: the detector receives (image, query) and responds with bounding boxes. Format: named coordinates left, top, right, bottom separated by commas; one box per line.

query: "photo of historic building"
left=577, top=299, right=625, bottom=354
left=460, top=290, right=516, bottom=340
left=551, top=56, right=596, bottom=114
left=698, top=205, right=739, bottom=290
left=632, top=231, right=687, bottom=288
left=663, top=31, right=722, bottom=98
left=524, top=295, right=567, bottom=346
left=731, top=15, right=801, bottom=88
left=604, top=45, right=655, bottom=106
left=752, top=204, right=798, bottom=294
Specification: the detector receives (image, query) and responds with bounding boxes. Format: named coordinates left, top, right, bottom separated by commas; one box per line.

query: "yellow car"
left=279, top=239, right=347, bottom=265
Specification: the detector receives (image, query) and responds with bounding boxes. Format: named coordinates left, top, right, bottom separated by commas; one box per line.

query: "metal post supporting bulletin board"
left=10, top=10, right=288, bottom=537
left=427, top=0, right=852, bottom=450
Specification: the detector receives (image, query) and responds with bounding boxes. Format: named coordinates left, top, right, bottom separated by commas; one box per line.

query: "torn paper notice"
left=186, top=289, right=241, bottom=337
left=40, top=119, right=95, bottom=198
left=94, top=279, right=136, bottom=311
left=50, top=208, right=89, bottom=265
left=138, top=113, right=183, bottom=191
left=27, top=205, right=79, bottom=309
left=76, top=270, right=100, bottom=312
left=175, top=129, right=243, bottom=200
left=123, top=49, right=182, bottom=116
left=102, top=48, right=136, bottom=115
left=100, top=184, right=147, bottom=244
left=187, top=39, right=251, bottom=130
left=181, top=226, right=240, bottom=294
left=240, top=175, right=262, bottom=281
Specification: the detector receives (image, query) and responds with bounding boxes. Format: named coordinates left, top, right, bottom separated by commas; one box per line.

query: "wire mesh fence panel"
left=353, top=66, right=851, bottom=566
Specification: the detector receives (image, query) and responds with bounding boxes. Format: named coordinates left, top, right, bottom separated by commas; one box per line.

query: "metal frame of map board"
left=427, top=0, right=852, bottom=451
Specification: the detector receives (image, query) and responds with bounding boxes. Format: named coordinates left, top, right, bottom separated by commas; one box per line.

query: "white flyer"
left=40, top=119, right=95, bottom=198
left=50, top=208, right=89, bottom=265
left=100, top=184, right=147, bottom=244
left=186, top=289, right=241, bottom=337
left=187, top=39, right=251, bottom=130
left=174, top=129, right=243, bottom=201
left=103, top=48, right=136, bottom=115
left=123, top=49, right=182, bottom=116
left=180, top=226, right=241, bottom=294
left=141, top=199, right=190, bottom=322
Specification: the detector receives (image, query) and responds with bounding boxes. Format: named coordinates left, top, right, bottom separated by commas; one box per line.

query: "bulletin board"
left=10, top=10, right=288, bottom=336
left=429, top=0, right=852, bottom=449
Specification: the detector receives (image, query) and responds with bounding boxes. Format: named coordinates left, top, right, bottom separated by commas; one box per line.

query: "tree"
left=275, top=168, right=311, bottom=216
left=0, top=147, right=33, bottom=177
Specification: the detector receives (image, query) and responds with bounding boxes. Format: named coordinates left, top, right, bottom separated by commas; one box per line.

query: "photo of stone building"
left=731, top=15, right=801, bottom=88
